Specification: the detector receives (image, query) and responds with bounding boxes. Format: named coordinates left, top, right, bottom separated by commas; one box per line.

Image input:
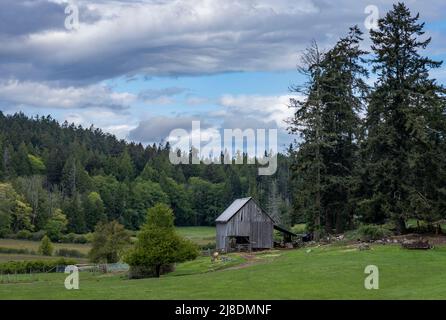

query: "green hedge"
left=198, top=242, right=216, bottom=250
left=16, top=230, right=33, bottom=240
left=55, top=248, right=86, bottom=258
left=358, top=224, right=392, bottom=241
left=59, top=233, right=89, bottom=244
left=0, top=247, right=37, bottom=255
left=0, top=258, right=77, bottom=274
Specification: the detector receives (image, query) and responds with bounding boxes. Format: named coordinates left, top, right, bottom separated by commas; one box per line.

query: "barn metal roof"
left=215, top=197, right=253, bottom=222
left=273, top=225, right=298, bottom=236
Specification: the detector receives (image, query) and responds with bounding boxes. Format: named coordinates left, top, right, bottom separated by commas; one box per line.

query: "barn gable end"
left=216, top=197, right=274, bottom=251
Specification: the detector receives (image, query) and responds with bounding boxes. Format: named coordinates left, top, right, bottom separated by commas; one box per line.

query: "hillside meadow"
left=2, top=244, right=446, bottom=299
left=0, top=227, right=215, bottom=264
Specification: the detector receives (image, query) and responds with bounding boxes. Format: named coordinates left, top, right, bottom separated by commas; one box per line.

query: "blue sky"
left=0, top=0, right=445, bottom=150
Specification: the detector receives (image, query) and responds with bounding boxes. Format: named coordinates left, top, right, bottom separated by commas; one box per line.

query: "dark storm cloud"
left=0, top=0, right=443, bottom=85
left=0, top=0, right=65, bottom=36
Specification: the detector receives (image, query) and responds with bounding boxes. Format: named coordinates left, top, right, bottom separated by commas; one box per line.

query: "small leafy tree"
left=125, top=203, right=199, bottom=278
left=88, top=221, right=131, bottom=263
left=45, top=208, right=68, bottom=241
left=38, top=235, right=54, bottom=256
left=27, top=154, right=46, bottom=174
left=83, top=192, right=106, bottom=231
left=0, top=183, right=34, bottom=233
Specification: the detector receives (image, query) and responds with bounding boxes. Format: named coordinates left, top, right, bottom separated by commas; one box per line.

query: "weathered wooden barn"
left=216, top=197, right=296, bottom=251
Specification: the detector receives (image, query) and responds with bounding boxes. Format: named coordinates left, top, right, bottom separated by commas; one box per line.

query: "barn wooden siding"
left=216, top=199, right=273, bottom=250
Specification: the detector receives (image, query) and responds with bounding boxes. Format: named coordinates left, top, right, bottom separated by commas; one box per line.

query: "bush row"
left=0, top=258, right=77, bottom=274
left=5, top=231, right=91, bottom=244
left=0, top=247, right=37, bottom=255
left=198, top=242, right=216, bottom=250
left=0, top=247, right=85, bottom=259
left=59, top=233, right=91, bottom=244
left=54, top=248, right=86, bottom=258
left=7, top=230, right=47, bottom=241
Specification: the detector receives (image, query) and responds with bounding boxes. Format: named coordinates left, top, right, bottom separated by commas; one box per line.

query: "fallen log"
left=401, top=239, right=432, bottom=250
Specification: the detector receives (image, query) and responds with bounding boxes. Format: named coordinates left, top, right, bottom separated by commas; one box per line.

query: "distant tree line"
left=288, top=3, right=446, bottom=239
left=0, top=112, right=293, bottom=238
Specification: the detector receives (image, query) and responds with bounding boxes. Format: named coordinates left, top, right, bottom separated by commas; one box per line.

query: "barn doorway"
left=228, top=236, right=251, bottom=252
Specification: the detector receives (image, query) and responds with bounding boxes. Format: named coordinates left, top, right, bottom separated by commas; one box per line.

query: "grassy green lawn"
left=2, top=244, right=446, bottom=299
left=175, top=226, right=215, bottom=246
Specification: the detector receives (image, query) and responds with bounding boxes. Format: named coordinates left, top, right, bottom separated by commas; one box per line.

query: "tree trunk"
left=325, top=209, right=332, bottom=234
left=396, top=217, right=406, bottom=235
left=314, top=121, right=321, bottom=242
left=155, top=264, right=161, bottom=278
left=313, top=173, right=321, bottom=241
left=335, top=210, right=344, bottom=234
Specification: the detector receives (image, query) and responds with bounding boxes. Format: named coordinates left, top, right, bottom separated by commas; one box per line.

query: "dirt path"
left=224, top=253, right=258, bottom=270
left=224, top=252, right=282, bottom=271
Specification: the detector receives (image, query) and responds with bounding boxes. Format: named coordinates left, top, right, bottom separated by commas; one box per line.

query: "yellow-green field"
left=0, top=239, right=91, bottom=254
left=0, top=239, right=91, bottom=263
left=0, top=254, right=70, bottom=263
left=0, top=227, right=215, bottom=264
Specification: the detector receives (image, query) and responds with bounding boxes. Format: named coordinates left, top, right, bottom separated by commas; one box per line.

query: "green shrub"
left=0, top=228, right=9, bottom=238
left=89, top=221, right=131, bottom=263
left=60, top=233, right=89, bottom=244
left=60, top=233, right=75, bottom=243
left=84, top=232, right=94, bottom=243
left=16, top=230, right=32, bottom=240
left=0, top=258, right=77, bottom=274
left=358, top=224, right=392, bottom=241
left=291, top=224, right=307, bottom=234
left=73, top=235, right=88, bottom=244
left=273, top=230, right=283, bottom=242
left=31, top=230, right=46, bottom=241
left=38, top=235, right=54, bottom=256
left=406, top=220, right=436, bottom=234
left=199, top=242, right=216, bottom=250
left=55, top=248, right=86, bottom=258
left=125, top=204, right=199, bottom=278
left=0, top=247, right=36, bottom=255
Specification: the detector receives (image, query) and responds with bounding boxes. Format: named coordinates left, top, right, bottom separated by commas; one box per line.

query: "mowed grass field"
left=175, top=226, right=216, bottom=246
left=2, top=244, right=446, bottom=299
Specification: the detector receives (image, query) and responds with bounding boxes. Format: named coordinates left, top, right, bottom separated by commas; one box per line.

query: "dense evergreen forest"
left=0, top=112, right=294, bottom=239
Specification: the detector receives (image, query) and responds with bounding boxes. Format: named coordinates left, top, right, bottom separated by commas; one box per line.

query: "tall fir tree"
left=289, top=41, right=325, bottom=240
left=361, top=3, right=445, bottom=232
left=290, top=27, right=368, bottom=236
left=318, top=26, right=368, bottom=233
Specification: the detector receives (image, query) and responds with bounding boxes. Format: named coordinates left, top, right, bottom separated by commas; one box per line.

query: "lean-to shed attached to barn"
left=215, top=197, right=275, bottom=251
